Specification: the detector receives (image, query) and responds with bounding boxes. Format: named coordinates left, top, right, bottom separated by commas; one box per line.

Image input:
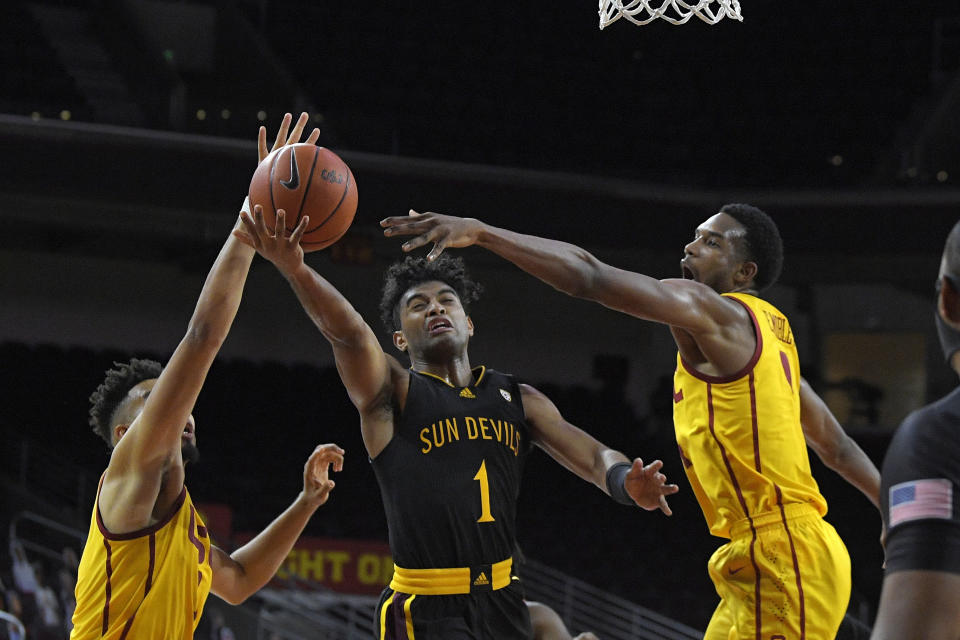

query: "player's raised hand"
left=233, top=207, right=308, bottom=275
left=301, top=443, right=344, bottom=508
left=624, top=458, right=679, bottom=515
left=257, top=111, right=321, bottom=164
left=381, top=210, right=485, bottom=261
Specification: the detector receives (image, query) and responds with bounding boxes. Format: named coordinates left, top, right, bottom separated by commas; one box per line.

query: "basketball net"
left=599, top=0, right=742, bottom=27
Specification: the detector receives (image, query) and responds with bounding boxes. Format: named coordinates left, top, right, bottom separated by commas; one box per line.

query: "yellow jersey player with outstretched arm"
left=70, top=114, right=343, bottom=639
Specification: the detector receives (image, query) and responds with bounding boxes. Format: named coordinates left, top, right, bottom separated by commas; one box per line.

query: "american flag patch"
left=889, top=479, right=954, bottom=528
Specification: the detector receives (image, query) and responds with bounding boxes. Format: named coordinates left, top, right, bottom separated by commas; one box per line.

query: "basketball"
left=248, top=143, right=358, bottom=252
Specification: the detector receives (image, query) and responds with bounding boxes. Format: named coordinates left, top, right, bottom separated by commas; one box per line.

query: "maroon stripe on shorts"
left=776, top=486, right=806, bottom=640
left=102, top=539, right=113, bottom=635
left=706, top=384, right=762, bottom=639
left=392, top=592, right=411, bottom=640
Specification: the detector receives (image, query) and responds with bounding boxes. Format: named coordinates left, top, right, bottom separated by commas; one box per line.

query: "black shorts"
left=373, top=580, right=532, bottom=640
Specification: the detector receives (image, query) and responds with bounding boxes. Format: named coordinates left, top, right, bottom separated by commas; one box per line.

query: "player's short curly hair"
left=379, top=255, right=483, bottom=332
left=720, top=203, right=784, bottom=291
left=88, top=358, right=163, bottom=446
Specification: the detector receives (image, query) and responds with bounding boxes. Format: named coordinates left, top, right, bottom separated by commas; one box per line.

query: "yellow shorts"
left=704, top=503, right=850, bottom=640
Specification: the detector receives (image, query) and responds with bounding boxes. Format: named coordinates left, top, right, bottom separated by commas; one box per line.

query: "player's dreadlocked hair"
left=720, top=203, right=784, bottom=292
left=88, top=358, right=163, bottom=446
left=379, top=255, right=483, bottom=332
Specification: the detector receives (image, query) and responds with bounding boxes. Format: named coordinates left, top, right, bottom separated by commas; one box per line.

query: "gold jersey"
left=71, top=481, right=213, bottom=639
left=672, top=292, right=828, bottom=539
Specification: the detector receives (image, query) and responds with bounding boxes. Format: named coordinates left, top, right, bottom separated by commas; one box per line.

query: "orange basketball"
left=248, top=144, right=358, bottom=252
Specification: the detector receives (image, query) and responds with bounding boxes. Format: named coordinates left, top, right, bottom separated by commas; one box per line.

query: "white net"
left=599, top=0, right=743, bottom=27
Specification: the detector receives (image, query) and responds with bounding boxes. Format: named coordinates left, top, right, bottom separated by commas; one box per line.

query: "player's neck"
left=411, top=354, right=474, bottom=387
left=726, top=284, right=759, bottom=296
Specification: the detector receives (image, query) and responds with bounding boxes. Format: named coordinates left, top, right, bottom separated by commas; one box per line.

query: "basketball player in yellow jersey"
left=71, top=113, right=344, bottom=640
left=381, top=204, right=883, bottom=639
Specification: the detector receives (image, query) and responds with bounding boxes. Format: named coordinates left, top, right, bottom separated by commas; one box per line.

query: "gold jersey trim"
left=410, top=365, right=487, bottom=389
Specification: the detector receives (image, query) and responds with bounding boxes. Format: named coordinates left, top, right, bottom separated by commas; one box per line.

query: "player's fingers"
left=272, top=113, right=292, bottom=152
left=291, top=215, right=309, bottom=245
left=275, top=209, right=288, bottom=239
left=659, top=496, right=673, bottom=516
left=409, top=209, right=425, bottom=217
left=382, top=219, right=429, bottom=236
left=287, top=112, right=309, bottom=145
left=401, top=233, right=434, bottom=252
left=317, top=450, right=345, bottom=470
left=316, top=443, right=345, bottom=454
left=239, top=213, right=263, bottom=248
left=663, top=483, right=680, bottom=495
left=645, top=459, right=664, bottom=474
left=253, top=205, right=269, bottom=235
left=232, top=228, right=256, bottom=249
left=257, top=126, right=268, bottom=162
left=427, top=242, right=446, bottom=262
left=306, top=127, right=321, bottom=146
left=381, top=215, right=427, bottom=230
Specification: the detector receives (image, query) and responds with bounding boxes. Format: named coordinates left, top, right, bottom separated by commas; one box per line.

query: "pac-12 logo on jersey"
left=499, top=389, right=512, bottom=402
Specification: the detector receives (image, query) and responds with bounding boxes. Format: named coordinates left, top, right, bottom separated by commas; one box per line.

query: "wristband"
left=606, top=461, right=634, bottom=506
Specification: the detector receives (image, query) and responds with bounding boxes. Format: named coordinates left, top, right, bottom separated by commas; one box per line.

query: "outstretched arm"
left=233, top=210, right=395, bottom=411
left=381, top=211, right=740, bottom=334
left=520, top=383, right=678, bottom=514
left=101, top=114, right=318, bottom=533
left=210, top=444, right=344, bottom=604
left=799, top=378, right=880, bottom=508
left=234, top=196, right=399, bottom=456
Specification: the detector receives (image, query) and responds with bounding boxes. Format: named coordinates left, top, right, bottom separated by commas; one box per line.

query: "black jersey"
left=372, top=366, right=531, bottom=569
left=880, top=385, right=960, bottom=574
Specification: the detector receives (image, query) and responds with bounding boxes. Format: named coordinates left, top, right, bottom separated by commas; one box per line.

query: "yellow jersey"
left=71, top=480, right=213, bottom=639
left=672, top=292, right=827, bottom=539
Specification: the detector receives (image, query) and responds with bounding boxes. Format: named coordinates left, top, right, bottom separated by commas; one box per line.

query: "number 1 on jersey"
left=473, top=460, right=496, bottom=523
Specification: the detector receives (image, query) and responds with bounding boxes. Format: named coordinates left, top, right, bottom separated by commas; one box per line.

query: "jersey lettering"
left=417, top=416, right=521, bottom=455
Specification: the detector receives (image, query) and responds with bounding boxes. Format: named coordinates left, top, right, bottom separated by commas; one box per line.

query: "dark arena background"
left=2, top=0, right=959, bottom=638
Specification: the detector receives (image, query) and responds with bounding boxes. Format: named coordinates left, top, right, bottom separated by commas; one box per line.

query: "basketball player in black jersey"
left=871, top=219, right=960, bottom=640
left=234, top=213, right=679, bottom=639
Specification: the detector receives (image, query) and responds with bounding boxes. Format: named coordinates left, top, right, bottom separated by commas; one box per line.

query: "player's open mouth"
left=681, top=262, right=695, bottom=280
left=427, top=318, right=453, bottom=335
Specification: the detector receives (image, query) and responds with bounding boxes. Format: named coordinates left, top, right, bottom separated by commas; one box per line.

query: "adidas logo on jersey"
left=460, top=388, right=476, bottom=398
left=473, top=572, right=489, bottom=586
